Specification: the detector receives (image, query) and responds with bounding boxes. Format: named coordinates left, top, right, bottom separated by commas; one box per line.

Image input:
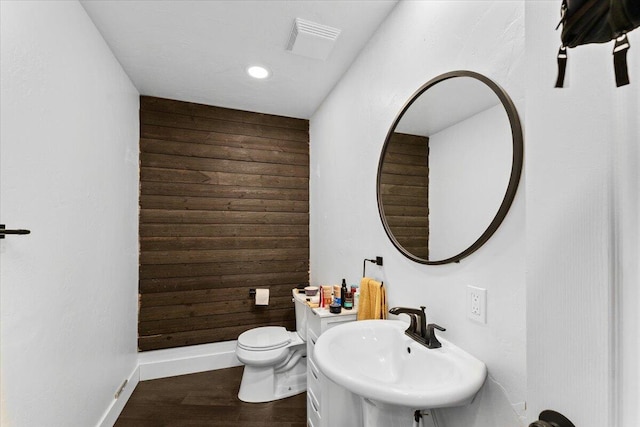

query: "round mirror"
left=377, top=71, right=523, bottom=265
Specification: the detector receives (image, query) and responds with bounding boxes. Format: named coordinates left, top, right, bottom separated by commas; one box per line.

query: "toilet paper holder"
left=250, top=288, right=270, bottom=306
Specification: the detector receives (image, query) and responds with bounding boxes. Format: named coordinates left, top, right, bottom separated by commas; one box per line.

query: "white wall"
left=0, top=2, right=139, bottom=426
left=429, top=104, right=512, bottom=260
left=310, top=1, right=526, bottom=425
left=525, top=2, right=639, bottom=426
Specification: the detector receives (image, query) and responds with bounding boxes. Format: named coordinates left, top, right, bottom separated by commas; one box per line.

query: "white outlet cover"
left=467, top=285, right=487, bottom=324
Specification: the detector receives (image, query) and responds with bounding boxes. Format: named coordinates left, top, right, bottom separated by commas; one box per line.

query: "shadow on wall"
left=436, top=376, right=525, bottom=427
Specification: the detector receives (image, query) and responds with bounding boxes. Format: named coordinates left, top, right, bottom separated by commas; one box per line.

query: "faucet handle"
left=428, top=323, right=445, bottom=332
left=426, top=323, right=446, bottom=349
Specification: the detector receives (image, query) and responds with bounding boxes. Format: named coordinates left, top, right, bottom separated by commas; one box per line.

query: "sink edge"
left=313, top=319, right=488, bottom=409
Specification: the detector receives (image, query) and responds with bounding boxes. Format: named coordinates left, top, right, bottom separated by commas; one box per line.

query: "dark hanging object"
left=529, top=410, right=576, bottom=427
left=555, top=0, right=640, bottom=87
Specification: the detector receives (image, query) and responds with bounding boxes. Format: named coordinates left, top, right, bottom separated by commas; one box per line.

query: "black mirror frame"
left=376, top=70, right=524, bottom=265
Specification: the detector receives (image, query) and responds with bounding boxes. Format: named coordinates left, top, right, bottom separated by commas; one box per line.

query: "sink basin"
left=313, top=320, right=487, bottom=409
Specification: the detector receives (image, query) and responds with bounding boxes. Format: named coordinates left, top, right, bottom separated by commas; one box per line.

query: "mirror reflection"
left=377, top=72, right=521, bottom=264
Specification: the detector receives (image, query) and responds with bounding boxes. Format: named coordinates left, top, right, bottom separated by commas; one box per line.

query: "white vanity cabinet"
left=305, top=306, right=358, bottom=427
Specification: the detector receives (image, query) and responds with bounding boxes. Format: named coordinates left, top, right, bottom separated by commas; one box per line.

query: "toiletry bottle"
left=344, top=291, right=353, bottom=310
left=341, top=279, right=348, bottom=308
left=323, top=286, right=332, bottom=307
left=333, top=284, right=341, bottom=306
left=350, top=284, right=359, bottom=310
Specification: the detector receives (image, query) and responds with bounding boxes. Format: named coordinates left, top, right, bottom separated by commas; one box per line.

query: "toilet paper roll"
left=255, top=288, right=269, bottom=306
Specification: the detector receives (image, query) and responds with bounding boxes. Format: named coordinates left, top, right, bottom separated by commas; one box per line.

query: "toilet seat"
left=236, top=327, right=304, bottom=368
left=237, top=326, right=292, bottom=351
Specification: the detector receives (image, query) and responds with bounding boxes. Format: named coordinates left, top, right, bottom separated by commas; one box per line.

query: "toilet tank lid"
left=237, top=326, right=292, bottom=350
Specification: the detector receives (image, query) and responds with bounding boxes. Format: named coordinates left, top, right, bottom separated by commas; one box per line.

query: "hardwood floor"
left=115, top=367, right=307, bottom=426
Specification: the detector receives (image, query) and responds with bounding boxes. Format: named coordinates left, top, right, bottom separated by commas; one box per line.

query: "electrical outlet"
left=467, top=286, right=487, bottom=324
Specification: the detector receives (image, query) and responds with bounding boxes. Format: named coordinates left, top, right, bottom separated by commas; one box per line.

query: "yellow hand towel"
left=357, top=278, right=388, bottom=321
left=371, top=279, right=387, bottom=320
left=357, top=277, right=372, bottom=321
left=377, top=282, right=387, bottom=320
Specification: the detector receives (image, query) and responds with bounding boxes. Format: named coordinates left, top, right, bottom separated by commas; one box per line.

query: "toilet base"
left=238, top=353, right=307, bottom=403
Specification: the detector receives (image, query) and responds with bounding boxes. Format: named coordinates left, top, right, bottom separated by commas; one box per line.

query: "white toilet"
left=236, top=289, right=308, bottom=403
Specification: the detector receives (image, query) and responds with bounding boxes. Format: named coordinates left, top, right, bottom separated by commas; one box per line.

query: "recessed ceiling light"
left=247, top=65, right=270, bottom=79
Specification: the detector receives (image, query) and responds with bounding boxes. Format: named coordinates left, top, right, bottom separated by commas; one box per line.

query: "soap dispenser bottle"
left=340, top=279, right=348, bottom=308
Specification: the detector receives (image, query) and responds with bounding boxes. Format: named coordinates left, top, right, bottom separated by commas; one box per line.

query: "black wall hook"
left=0, top=224, right=31, bottom=239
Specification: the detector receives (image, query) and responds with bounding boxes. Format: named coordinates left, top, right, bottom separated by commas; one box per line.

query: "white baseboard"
left=138, top=340, right=242, bottom=381
left=97, top=364, right=140, bottom=427
left=97, top=341, right=243, bottom=426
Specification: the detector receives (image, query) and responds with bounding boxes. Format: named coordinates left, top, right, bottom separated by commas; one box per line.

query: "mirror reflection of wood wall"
left=379, top=132, right=429, bottom=259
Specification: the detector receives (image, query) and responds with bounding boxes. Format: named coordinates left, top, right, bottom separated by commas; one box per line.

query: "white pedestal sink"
left=313, top=320, right=487, bottom=427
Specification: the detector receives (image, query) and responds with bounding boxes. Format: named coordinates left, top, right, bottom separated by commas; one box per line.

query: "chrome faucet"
left=388, top=306, right=446, bottom=349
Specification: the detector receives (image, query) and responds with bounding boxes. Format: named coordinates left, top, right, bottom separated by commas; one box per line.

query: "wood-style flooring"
left=115, top=366, right=307, bottom=427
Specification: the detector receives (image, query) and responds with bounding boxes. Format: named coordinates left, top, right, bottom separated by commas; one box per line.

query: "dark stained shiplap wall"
left=138, top=96, right=309, bottom=351
left=379, top=133, right=429, bottom=259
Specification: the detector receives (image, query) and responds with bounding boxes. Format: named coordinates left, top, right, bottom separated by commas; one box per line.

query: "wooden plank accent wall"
left=139, top=96, right=309, bottom=351
left=379, top=132, right=429, bottom=259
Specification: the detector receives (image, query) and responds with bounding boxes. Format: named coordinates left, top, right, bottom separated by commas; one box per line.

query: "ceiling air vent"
left=286, top=18, right=341, bottom=61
